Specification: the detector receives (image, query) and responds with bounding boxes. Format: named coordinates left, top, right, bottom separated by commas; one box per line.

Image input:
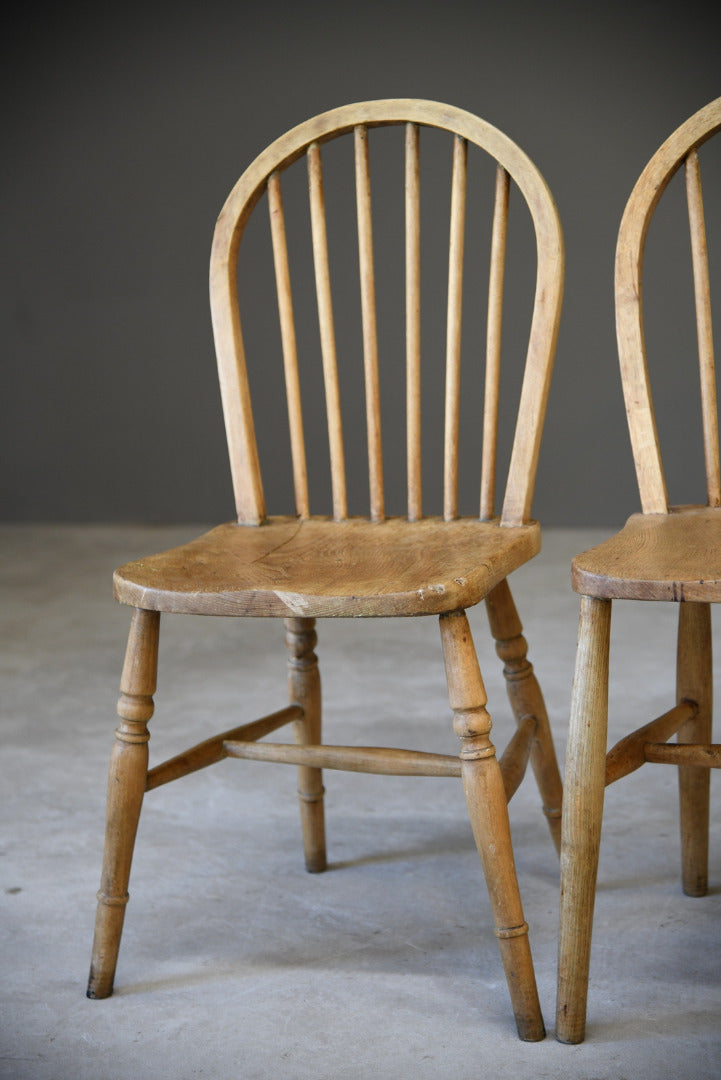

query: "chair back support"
left=615, top=97, right=721, bottom=514
left=210, top=100, right=563, bottom=526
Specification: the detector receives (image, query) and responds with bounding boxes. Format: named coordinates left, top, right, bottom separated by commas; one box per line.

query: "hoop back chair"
left=87, top=100, right=564, bottom=1040
left=557, top=97, right=721, bottom=1044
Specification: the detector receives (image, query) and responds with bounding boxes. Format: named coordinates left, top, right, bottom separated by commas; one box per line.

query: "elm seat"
left=113, top=517, right=540, bottom=618
left=571, top=506, right=721, bottom=602
left=87, top=99, right=564, bottom=1041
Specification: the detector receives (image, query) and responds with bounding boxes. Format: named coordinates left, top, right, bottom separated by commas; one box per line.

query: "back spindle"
left=480, top=165, right=510, bottom=521
left=406, top=122, right=422, bottom=521
left=685, top=148, right=720, bottom=506
left=268, top=171, right=310, bottom=518
left=308, top=141, right=348, bottom=521
left=443, top=134, right=468, bottom=521
left=354, top=125, right=385, bottom=522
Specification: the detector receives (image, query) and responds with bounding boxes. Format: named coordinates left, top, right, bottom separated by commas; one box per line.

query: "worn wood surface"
left=92, top=101, right=564, bottom=1034
left=559, top=97, right=721, bottom=1045
left=556, top=596, right=611, bottom=1045
left=209, top=98, right=563, bottom=528
left=571, top=505, right=721, bottom=601
left=440, top=609, right=545, bottom=1041
left=113, top=516, right=540, bottom=618
left=676, top=601, right=713, bottom=896
left=87, top=608, right=160, bottom=999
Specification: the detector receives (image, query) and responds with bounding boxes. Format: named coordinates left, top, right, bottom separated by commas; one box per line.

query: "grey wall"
left=3, top=0, right=720, bottom=526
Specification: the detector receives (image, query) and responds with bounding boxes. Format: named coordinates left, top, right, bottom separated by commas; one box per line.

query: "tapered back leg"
left=676, top=601, right=712, bottom=897
left=285, top=618, right=327, bottom=873
left=485, top=579, right=563, bottom=853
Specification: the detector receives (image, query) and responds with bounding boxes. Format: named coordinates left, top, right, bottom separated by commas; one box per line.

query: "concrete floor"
left=1, top=524, right=719, bottom=1080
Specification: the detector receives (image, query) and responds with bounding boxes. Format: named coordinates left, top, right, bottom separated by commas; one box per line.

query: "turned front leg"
left=485, top=579, right=563, bottom=854
left=87, top=608, right=159, bottom=999
left=676, top=601, right=712, bottom=896
left=556, top=595, right=611, bottom=1043
left=285, top=617, right=326, bottom=873
left=440, top=610, right=544, bottom=1042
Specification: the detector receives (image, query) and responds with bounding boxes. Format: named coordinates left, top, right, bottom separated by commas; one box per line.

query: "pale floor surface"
left=1, top=525, right=719, bottom=1080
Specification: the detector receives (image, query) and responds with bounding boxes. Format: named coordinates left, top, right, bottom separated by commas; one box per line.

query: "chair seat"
left=572, top=505, right=721, bottom=601
left=114, top=515, right=540, bottom=618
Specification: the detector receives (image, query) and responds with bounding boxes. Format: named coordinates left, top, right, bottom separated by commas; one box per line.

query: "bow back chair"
left=557, top=97, right=721, bottom=1044
left=87, top=100, right=564, bottom=1040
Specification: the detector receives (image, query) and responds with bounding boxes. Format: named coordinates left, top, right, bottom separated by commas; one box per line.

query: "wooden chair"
left=86, top=100, right=564, bottom=1040
left=556, top=97, right=721, bottom=1044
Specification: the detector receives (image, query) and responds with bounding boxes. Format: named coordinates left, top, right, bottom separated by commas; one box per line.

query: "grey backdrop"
left=3, top=0, right=720, bottom=526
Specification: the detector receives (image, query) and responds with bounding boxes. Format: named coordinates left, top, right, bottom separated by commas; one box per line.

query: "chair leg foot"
left=556, top=595, right=611, bottom=1044
left=87, top=608, right=159, bottom=998
left=676, top=602, right=712, bottom=897
left=285, top=618, right=327, bottom=873
left=486, top=579, right=563, bottom=855
left=440, top=610, right=545, bottom=1041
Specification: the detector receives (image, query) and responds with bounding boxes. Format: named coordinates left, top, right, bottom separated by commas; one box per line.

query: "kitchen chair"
left=557, top=97, right=721, bottom=1044
left=87, top=100, right=564, bottom=1040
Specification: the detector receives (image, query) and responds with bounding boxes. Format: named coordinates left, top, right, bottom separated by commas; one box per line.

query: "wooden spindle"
left=443, top=135, right=468, bottom=521
left=308, top=142, right=347, bottom=520
left=604, top=700, right=696, bottom=786
left=355, top=125, right=385, bottom=521
left=480, top=165, right=510, bottom=520
left=686, top=149, right=720, bottom=506
left=405, top=122, right=422, bottom=520
left=268, top=172, right=310, bottom=518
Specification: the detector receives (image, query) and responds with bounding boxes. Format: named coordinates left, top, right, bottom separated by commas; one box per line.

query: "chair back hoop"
left=210, top=99, right=564, bottom=526
left=615, top=97, right=721, bottom=515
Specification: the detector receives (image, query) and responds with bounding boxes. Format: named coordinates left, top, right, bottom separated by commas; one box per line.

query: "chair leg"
left=87, top=608, right=160, bottom=999
left=485, top=578, right=563, bottom=854
left=285, top=617, right=326, bottom=873
left=439, top=609, right=545, bottom=1041
left=676, top=601, right=712, bottom=897
left=556, top=595, right=611, bottom=1043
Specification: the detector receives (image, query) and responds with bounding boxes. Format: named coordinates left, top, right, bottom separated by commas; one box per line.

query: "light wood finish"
left=405, top=122, right=422, bottom=521
left=268, top=172, right=310, bottom=519
left=603, top=701, right=696, bottom=786
left=209, top=99, right=563, bottom=527
left=485, top=578, right=563, bottom=852
left=145, top=705, right=302, bottom=791
left=557, top=596, right=611, bottom=1044
left=285, top=618, right=326, bottom=873
left=91, top=101, right=564, bottom=1034
left=225, top=717, right=539, bottom=804
left=88, top=608, right=160, bottom=999
left=615, top=97, right=721, bottom=515
left=644, top=742, right=721, bottom=767
left=440, top=609, right=544, bottom=1041
left=572, top=505, right=721, bottom=601
left=113, top=516, right=540, bottom=619
left=355, top=125, right=385, bottom=523
left=481, top=166, right=510, bottom=521
left=557, top=98, right=721, bottom=1044
left=224, top=741, right=463, bottom=777
left=686, top=151, right=721, bottom=507
left=676, top=601, right=713, bottom=896
left=308, top=141, right=347, bottom=521
left=443, top=135, right=468, bottom=522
